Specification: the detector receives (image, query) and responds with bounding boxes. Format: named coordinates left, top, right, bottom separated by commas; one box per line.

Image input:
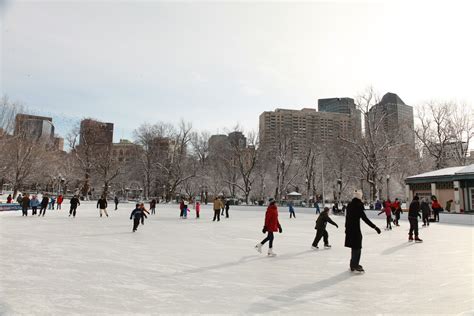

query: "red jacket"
left=57, top=195, right=63, bottom=204
left=264, top=204, right=280, bottom=232
left=392, top=200, right=400, bottom=209
left=432, top=200, right=442, bottom=209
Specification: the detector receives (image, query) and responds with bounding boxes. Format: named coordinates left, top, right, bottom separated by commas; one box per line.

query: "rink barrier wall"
left=0, top=203, right=22, bottom=212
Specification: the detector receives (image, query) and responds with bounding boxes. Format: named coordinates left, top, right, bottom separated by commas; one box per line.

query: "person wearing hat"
left=312, top=207, right=338, bottom=249
left=345, top=189, right=381, bottom=272
left=408, top=195, right=423, bottom=242
left=255, top=198, right=282, bottom=256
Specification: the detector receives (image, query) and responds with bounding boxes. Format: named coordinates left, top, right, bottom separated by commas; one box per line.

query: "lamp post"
left=386, top=175, right=391, bottom=200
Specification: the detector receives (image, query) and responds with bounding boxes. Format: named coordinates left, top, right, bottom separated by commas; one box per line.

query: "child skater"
left=312, top=207, right=338, bottom=249
left=289, top=202, right=296, bottom=218
left=378, top=200, right=393, bottom=230
left=130, top=204, right=143, bottom=232
left=255, top=198, right=282, bottom=257
left=140, top=203, right=149, bottom=225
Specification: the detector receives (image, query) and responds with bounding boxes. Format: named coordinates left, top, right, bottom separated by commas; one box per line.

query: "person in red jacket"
left=378, top=200, right=393, bottom=230
left=431, top=197, right=442, bottom=222
left=392, top=198, right=402, bottom=226
left=255, top=198, right=282, bottom=256
left=56, top=195, right=63, bottom=210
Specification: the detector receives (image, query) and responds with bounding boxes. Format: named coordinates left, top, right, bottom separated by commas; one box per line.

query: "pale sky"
left=1, top=0, right=473, bottom=141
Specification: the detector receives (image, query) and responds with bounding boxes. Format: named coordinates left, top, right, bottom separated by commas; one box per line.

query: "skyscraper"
left=14, top=114, right=55, bottom=142
left=368, top=92, right=415, bottom=146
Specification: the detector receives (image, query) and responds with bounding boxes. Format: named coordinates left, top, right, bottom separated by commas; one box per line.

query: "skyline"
left=2, top=1, right=474, bottom=141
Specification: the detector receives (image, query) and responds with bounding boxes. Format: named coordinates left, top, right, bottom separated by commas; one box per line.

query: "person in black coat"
left=39, top=195, right=49, bottom=217
left=97, top=196, right=108, bottom=217
left=312, top=207, right=338, bottom=249
left=69, top=195, right=81, bottom=217
left=345, top=190, right=381, bottom=272
left=114, top=196, right=119, bottom=210
left=420, top=198, right=431, bottom=227
left=130, top=204, right=143, bottom=232
left=408, top=196, right=423, bottom=242
left=150, top=199, right=157, bottom=215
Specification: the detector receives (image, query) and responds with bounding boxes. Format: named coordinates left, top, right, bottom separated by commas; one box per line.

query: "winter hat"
left=323, top=207, right=330, bottom=212
left=353, top=189, right=363, bottom=200
left=268, top=198, right=275, bottom=203
left=414, top=195, right=419, bottom=200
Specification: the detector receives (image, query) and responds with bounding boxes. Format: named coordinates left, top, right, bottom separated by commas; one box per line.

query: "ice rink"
left=1, top=202, right=473, bottom=315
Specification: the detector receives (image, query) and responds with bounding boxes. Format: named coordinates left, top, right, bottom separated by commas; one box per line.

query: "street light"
left=386, top=175, right=391, bottom=200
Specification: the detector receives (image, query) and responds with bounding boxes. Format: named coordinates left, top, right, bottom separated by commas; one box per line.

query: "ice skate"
left=311, top=246, right=319, bottom=250
left=415, top=237, right=423, bottom=243
left=324, top=244, right=331, bottom=249
left=267, top=248, right=277, bottom=257
left=408, top=236, right=414, bottom=242
left=255, top=243, right=262, bottom=253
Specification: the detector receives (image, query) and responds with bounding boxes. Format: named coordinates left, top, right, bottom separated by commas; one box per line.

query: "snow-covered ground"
left=1, top=202, right=473, bottom=315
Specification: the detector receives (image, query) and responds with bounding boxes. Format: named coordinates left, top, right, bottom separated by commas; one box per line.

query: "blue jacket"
left=130, top=208, right=143, bottom=220
left=30, top=198, right=40, bottom=207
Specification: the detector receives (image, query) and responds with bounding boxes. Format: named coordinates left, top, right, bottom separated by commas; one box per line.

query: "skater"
left=314, top=201, right=320, bottom=214
left=140, top=203, right=150, bottom=224
left=378, top=200, right=392, bottom=230
left=421, top=198, right=430, bottom=226
left=179, top=199, right=185, bottom=218
left=345, top=190, right=381, bottom=272
left=195, top=201, right=201, bottom=218
left=213, top=197, right=223, bottom=222
left=56, top=195, right=63, bottom=210
left=225, top=199, right=230, bottom=218
left=312, top=207, right=338, bottom=249
left=49, top=196, right=56, bottom=210
left=16, top=194, right=23, bottom=205
left=408, top=196, right=423, bottom=242
left=7, top=194, right=12, bottom=203
left=39, top=195, right=49, bottom=217
left=182, top=201, right=189, bottom=219
left=445, top=199, right=453, bottom=213
left=97, top=195, right=108, bottom=217
left=220, top=197, right=225, bottom=216
left=255, top=198, right=282, bottom=256
left=130, top=204, right=143, bottom=232
left=150, top=198, right=156, bottom=215
left=30, top=195, right=39, bottom=215
left=392, top=198, right=402, bottom=226
left=69, top=195, right=80, bottom=217
left=114, top=196, right=119, bottom=210
left=21, top=194, right=30, bottom=216
left=289, top=202, right=296, bottom=218
left=431, top=197, right=442, bottom=222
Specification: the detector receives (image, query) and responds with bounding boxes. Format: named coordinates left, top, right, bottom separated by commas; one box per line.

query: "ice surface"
left=1, top=202, right=473, bottom=315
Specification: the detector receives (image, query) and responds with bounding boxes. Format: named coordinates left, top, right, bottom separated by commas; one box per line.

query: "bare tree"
left=155, top=120, right=196, bottom=201
left=340, top=87, right=397, bottom=201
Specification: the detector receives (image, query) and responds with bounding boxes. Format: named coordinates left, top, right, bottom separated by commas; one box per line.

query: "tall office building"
left=367, top=92, right=415, bottom=146
left=259, top=107, right=360, bottom=160
left=318, top=97, right=356, bottom=114
left=79, top=119, right=114, bottom=146
left=14, top=114, right=55, bottom=142
left=228, top=131, right=247, bottom=149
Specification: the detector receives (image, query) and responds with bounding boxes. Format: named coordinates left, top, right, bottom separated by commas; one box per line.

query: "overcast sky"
left=1, top=0, right=473, bottom=141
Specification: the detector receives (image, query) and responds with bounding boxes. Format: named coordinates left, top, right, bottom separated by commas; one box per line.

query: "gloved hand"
left=278, top=224, right=283, bottom=233
left=375, top=227, right=381, bottom=234
left=335, top=224, right=339, bottom=228
left=262, top=226, right=267, bottom=234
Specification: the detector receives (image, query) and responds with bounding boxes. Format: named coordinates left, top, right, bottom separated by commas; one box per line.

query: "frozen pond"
left=1, top=202, right=473, bottom=315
